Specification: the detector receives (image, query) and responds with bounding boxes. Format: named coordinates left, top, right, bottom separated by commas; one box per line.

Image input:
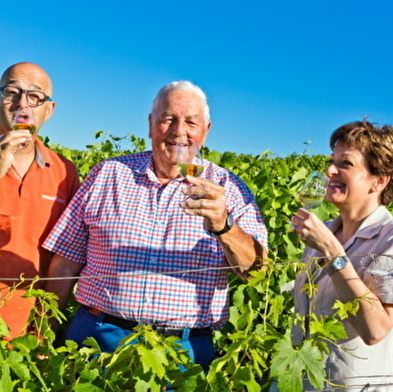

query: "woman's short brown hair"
left=330, top=121, right=393, bottom=205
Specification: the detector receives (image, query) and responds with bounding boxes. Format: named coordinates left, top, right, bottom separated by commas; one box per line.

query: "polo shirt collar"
left=34, top=138, right=54, bottom=168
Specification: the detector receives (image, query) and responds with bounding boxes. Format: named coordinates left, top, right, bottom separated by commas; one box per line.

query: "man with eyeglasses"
left=0, top=62, right=80, bottom=338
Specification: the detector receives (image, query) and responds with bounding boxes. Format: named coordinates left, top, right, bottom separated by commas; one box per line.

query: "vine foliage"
left=0, top=132, right=372, bottom=391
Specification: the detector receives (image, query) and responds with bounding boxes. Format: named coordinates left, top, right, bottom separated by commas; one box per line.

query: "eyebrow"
left=163, top=111, right=201, bottom=118
left=160, top=111, right=174, bottom=117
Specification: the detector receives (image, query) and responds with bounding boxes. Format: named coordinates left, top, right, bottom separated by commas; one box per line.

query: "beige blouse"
left=294, top=205, right=393, bottom=392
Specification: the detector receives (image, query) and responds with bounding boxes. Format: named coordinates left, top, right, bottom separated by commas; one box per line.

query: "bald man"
left=0, top=62, right=80, bottom=338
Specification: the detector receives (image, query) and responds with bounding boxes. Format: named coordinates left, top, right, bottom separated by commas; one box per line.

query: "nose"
left=170, top=119, right=187, bottom=138
left=326, top=162, right=338, bottom=177
left=15, top=92, right=31, bottom=109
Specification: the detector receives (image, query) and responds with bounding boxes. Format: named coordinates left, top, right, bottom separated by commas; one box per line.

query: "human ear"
left=43, top=101, right=56, bottom=122
left=200, top=121, right=212, bottom=146
left=148, top=114, right=152, bottom=139
left=206, top=121, right=212, bottom=133
left=373, top=175, right=390, bottom=192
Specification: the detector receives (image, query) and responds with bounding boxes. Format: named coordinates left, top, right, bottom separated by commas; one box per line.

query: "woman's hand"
left=291, top=208, right=344, bottom=259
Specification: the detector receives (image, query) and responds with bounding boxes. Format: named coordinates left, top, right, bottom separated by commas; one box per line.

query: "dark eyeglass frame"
left=0, top=86, right=52, bottom=107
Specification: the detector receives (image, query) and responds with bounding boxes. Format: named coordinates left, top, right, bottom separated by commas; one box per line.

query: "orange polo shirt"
left=0, top=139, right=80, bottom=338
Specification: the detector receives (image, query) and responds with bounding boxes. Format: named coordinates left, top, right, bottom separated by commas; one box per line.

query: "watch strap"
left=209, top=214, right=234, bottom=236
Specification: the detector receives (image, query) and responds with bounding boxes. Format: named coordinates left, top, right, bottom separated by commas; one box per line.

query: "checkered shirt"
left=43, top=151, right=267, bottom=329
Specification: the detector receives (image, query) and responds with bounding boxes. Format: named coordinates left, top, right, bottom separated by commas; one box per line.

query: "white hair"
left=151, top=80, right=210, bottom=122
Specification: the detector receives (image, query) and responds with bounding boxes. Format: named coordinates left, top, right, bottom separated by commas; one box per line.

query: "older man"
left=43, top=81, right=267, bottom=368
left=0, top=62, right=80, bottom=338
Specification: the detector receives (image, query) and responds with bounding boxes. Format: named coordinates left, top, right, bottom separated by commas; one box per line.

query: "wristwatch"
left=327, top=256, right=349, bottom=276
left=209, top=213, right=234, bottom=236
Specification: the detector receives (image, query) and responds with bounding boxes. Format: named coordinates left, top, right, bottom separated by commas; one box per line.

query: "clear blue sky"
left=2, top=0, right=393, bottom=157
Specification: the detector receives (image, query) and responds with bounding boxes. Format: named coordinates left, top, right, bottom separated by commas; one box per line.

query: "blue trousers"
left=66, top=307, right=216, bottom=370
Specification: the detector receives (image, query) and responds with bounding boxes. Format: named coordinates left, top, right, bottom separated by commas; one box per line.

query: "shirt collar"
left=138, top=151, right=185, bottom=184
left=34, top=138, right=54, bottom=168
left=135, top=151, right=156, bottom=180
left=328, top=205, right=392, bottom=247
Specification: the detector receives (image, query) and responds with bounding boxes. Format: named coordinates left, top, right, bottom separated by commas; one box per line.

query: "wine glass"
left=297, top=171, right=329, bottom=210
left=176, top=139, right=204, bottom=177
left=12, top=108, right=37, bottom=148
left=12, top=108, right=37, bottom=134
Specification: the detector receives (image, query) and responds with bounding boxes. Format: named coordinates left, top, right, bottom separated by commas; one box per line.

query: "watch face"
left=227, top=214, right=234, bottom=229
left=209, top=213, right=234, bottom=235
left=333, top=257, right=347, bottom=270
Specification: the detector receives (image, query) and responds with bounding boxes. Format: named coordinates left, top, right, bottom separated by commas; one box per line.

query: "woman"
left=292, top=121, right=393, bottom=391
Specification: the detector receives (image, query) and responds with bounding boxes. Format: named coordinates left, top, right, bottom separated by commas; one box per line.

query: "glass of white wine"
left=12, top=108, right=37, bottom=135
left=298, top=171, right=329, bottom=209
left=12, top=108, right=37, bottom=148
left=176, top=139, right=204, bottom=177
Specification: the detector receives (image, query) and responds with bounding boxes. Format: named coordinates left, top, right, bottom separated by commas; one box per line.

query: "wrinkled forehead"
left=155, top=90, right=206, bottom=118
left=332, top=143, right=368, bottom=166
left=1, top=64, right=53, bottom=95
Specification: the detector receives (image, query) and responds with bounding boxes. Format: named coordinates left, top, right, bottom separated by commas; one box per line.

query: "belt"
left=83, top=305, right=212, bottom=338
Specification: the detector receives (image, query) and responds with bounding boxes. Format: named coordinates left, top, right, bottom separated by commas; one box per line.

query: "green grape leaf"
left=233, top=367, right=261, bottom=392
left=136, top=345, right=167, bottom=377
left=310, top=315, right=347, bottom=341
left=270, top=336, right=325, bottom=392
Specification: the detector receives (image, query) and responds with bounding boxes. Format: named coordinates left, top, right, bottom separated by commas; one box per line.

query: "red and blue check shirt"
left=43, top=151, right=267, bottom=329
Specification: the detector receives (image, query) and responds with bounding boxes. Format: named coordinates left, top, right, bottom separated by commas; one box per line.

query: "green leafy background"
left=1, top=132, right=380, bottom=391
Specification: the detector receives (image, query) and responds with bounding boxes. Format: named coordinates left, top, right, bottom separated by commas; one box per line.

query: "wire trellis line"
left=0, top=252, right=392, bottom=282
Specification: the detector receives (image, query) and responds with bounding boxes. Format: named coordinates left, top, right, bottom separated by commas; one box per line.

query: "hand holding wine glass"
left=297, top=171, right=329, bottom=210
left=289, top=171, right=328, bottom=229
left=176, top=139, right=204, bottom=177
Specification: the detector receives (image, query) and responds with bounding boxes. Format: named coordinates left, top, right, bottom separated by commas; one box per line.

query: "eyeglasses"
left=0, top=86, right=52, bottom=107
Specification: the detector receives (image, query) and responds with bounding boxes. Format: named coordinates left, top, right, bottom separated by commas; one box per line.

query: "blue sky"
left=2, top=0, right=392, bottom=157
